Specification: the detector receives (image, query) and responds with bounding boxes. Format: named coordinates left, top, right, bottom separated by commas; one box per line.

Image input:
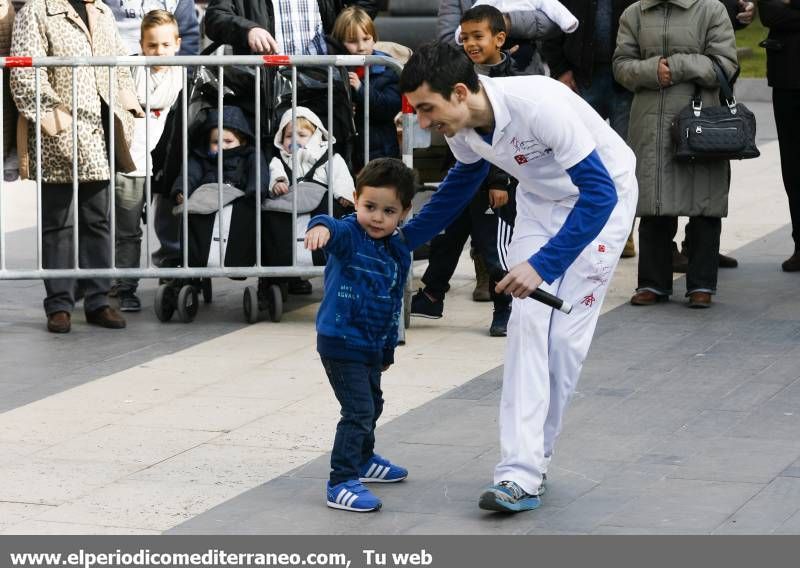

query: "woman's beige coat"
left=613, top=0, right=738, bottom=217
left=10, top=0, right=142, bottom=183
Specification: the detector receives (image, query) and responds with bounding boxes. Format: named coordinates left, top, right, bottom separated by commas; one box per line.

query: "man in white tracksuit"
left=399, top=42, right=638, bottom=513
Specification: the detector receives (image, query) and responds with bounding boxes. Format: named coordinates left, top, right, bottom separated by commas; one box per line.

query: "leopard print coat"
left=10, top=0, right=142, bottom=183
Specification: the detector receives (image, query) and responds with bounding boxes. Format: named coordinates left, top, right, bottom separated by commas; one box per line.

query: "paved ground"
left=172, top=224, right=800, bottom=535
left=1, top=97, right=798, bottom=534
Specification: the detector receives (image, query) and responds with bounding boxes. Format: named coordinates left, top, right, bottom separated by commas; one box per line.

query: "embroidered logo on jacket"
left=509, top=137, right=553, bottom=164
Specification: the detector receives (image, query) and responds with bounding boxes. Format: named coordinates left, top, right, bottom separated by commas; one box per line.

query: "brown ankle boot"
left=472, top=251, right=491, bottom=302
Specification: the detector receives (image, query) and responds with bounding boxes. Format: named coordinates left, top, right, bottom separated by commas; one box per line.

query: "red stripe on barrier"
left=2, top=56, right=33, bottom=68
left=262, top=55, right=291, bottom=66
left=401, top=95, right=414, bottom=114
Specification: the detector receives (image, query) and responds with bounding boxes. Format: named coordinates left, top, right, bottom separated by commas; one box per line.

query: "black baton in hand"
left=529, top=289, right=573, bottom=314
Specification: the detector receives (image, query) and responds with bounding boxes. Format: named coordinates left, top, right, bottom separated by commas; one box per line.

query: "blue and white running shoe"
left=478, top=480, right=541, bottom=513
left=326, top=480, right=382, bottom=512
left=359, top=454, right=408, bottom=483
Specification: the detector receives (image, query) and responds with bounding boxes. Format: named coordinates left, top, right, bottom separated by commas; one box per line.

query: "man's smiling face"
left=404, top=82, right=471, bottom=138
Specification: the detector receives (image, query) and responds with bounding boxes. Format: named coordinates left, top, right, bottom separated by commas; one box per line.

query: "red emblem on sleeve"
left=514, top=154, right=528, bottom=164
left=598, top=244, right=606, bottom=253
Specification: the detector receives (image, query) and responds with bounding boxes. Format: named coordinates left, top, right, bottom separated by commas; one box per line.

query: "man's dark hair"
left=356, top=158, right=416, bottom=210
left=461, top=5, right=506, bottom=35
left=399, top=41, right=480, bottom=100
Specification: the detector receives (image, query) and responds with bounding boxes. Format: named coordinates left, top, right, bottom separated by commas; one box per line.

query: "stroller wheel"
left=177, top=285, right=199, bottom=323
left=154, top=284, right=175, bottom=322
left=243, top=286, right=259, bottom=324
left=201, top=279, right=213, bottom=304
left=267, top=284, right=283, bottom=323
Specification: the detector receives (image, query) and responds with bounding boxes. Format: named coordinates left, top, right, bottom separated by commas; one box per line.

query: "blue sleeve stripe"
left=401, top=159, right=490, bottom=251
left=528, top=150, right=618, bottom=284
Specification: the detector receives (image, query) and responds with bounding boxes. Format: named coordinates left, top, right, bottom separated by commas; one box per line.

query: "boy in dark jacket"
left=171, top=106, right=270, bottom=267
left=410, top=5, right=518, bottom=337
left=304, top=158, right=420, bottom=512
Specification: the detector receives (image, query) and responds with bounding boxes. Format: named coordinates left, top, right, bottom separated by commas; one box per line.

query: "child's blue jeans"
left=321, top=357, right=384, bottom=485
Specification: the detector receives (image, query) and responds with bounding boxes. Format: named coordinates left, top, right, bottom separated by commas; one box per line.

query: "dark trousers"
left=152, top=194, right=181, bottom=267
left=774, top=88, right=800, bottom=249
left=580, top=65, right=633, bottom=140
left=41, top=181, right=112, bottom=315
left=322, top=357, right=383, bottom=485
left=638, top=216, right=721, bottom=296
left=113, top=174, right=145, bottom=292
left=422, top=190, right=514, bottom=308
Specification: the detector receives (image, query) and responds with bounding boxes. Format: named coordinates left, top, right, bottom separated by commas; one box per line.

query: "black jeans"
left=322, top=357, right=383, bottom=486
left=638, top=216, right=721, bottom=296
left=41, top=181, right=112, bottom=315
left=422, top=190, right=514, bottom=308
left=774, top=88, right=800, bottom=249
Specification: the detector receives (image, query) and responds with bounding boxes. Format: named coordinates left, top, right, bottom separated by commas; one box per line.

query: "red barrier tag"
left=262, top=55, right=291, bottom=66
left=2, top=56, right=33, bottom=68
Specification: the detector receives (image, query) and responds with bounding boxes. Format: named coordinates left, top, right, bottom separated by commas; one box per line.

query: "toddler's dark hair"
left=356, top=158, right=416, bottom=209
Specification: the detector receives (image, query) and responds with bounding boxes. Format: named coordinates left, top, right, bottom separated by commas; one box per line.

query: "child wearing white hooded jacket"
left=260, top=107, right=356, bottom=279
left=268, top=106, right=355, bottom=206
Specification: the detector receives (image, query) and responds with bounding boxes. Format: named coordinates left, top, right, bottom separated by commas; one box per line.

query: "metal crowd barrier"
left=0, top=54, right=417, bottom=325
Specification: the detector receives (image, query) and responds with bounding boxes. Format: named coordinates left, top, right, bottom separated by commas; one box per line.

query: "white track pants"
left=493, top=182, right=637, bottom=495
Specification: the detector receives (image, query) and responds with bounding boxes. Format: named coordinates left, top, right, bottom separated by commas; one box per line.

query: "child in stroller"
left=258, top=106, right=355, bottom=302
left=153, top=105, right=272, bottom=323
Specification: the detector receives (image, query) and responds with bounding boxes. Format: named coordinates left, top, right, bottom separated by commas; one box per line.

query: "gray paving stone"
left=399, top=403, right=498, bottom=447
left=402, top=512, right=535, bottom=535
left=591, top=525, right=710, bottom=535
left=727, top=400, right=800, bottom=441
left=170, top=225, right=800, bottom=534
left=714, top=477, right=800, bottom=534
left=755, top=354, right=800, bottom=385
left=580, top=391, right=705, bottom=436
left=664, top=437, right=800, bottom=484
left=775, top=510, right=800, bottom=533
left=780, top=457, right=800, bottom=478
left=711, top=381, right=789, bottom=412
left=670, top=410, right=748, bottom=438
left=600, top=478, right=763, bottom=532
left=442, top=369, right=501, bottom=400
left=537, top=464, right=678, bottom=533
left=551, top=431, right=663, bottom=465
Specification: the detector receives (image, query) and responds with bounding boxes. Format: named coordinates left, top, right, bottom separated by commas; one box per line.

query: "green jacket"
left=613, top=0, right=738, bottom=217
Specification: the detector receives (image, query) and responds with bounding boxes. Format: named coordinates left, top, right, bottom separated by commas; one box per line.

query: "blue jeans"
left=579, top=65, right=633, bottom=141
left=322, top=357, right=383, bottom=485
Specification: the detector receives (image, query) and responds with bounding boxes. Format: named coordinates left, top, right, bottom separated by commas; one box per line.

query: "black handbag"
left=671, top=60, right=760, bottom=161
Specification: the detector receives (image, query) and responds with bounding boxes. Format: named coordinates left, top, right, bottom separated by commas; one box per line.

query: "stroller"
left=151, top=68, right=282, bottom=324
left=149, top=46, right=357, bottom=324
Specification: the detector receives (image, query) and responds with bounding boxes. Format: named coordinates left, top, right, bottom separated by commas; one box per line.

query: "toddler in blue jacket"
left=305, top=158, right=419, bottom=512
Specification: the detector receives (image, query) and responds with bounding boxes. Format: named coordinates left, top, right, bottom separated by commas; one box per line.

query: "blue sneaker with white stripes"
left=478, top=480, right=541, bottom=513
left=326, top=480, right=382, bottom=512
left=359, top=454, right=408, bottom=483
